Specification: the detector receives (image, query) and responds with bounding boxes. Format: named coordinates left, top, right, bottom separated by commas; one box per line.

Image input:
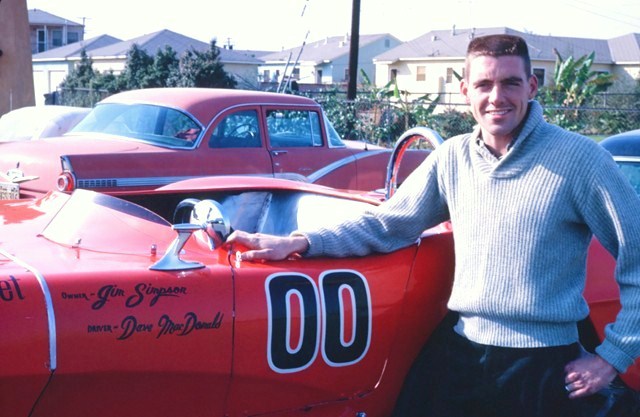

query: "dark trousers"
left=410, top=320, right=639, bottom=417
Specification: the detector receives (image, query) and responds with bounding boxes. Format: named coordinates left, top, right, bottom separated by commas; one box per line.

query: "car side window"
left=619, top=162, right=640, bottom=196
left=209, top=110, right=261, bottom=148
left=266, top=109, right=323, bottom=148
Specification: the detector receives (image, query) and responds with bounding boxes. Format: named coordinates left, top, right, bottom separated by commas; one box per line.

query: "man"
left=226, top=34, right=640, bottom=416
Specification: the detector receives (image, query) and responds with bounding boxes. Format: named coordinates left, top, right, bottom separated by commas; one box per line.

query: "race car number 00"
left=266, top=270, right=371, bottom=373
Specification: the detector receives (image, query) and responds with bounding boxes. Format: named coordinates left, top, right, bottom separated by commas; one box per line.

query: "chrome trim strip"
left=307, top=150, right=389, bottom=183
left=76, top=175, right=198, bottom=189
left=0, top=248, right=57, bottom=371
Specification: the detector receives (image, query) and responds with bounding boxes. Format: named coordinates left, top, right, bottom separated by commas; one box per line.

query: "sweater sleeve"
left=293, top=147, right=451, bottom=258
left=580, top=150, right=640, bottom=372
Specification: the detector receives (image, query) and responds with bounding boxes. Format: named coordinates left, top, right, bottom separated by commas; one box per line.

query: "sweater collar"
left=472, top=101, right=543, bottom=160
left=470, top=101, right=545, bottom=174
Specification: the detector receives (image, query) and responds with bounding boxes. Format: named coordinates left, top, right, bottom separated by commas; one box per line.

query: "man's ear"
left=460, top=79, right=470, bottom=104
left=528, top=75, right=539, bottom=100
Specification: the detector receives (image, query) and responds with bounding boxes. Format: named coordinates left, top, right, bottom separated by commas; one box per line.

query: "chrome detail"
left=1, top=165, right=38, bottom=184
left=191, top=199, right=232, bottom=250
left=385, top=127, right=443, bottom=199
left=307, top=150, right=388, bottom=183
left=0, top=248, right=57, bottom=371
left=59, top=156, right=77, bottom=191
left=77, top=178, right=118, bottom=189
left=150, top=199, right=231, bottom=271
left=75, top=175, right=198, bottom=189
left=5, top=167, right=25, bottom=182
left=149, top=224, right=207, bottom=271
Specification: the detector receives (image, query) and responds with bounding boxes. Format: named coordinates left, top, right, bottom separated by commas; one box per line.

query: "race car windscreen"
left=41, top=189, right=174, bottom=254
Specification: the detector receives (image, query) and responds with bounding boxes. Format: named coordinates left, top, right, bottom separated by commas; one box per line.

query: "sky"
left=27, top=0, right=640, bottom=51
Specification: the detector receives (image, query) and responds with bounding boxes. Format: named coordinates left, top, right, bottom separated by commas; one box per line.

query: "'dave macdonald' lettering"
left=117, top=315, right=154, bottom=340
left=156, top=311, right=223, bottom=338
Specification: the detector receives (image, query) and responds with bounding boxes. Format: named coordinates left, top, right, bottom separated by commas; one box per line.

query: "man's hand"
left=224, top=230, right=309, bottom=262
left=564, top=353, right=617, bottom=399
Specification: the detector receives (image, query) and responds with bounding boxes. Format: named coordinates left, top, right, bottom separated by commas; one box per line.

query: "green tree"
left=540, top=50, right=614, bottom=130
left=61, top=49, right=98, bottom=89
left=170, top=39, right=237, bottom=88
left=59, top=49, right=108, bottom=106
left=118, top=44, right=155, bottom=90
left=150, top=46, right=180, bottom=87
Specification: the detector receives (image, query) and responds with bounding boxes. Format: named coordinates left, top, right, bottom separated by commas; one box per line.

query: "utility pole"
left=347, top=0, right=361, bottom=101
left=345, top=0, right=361, bottom=139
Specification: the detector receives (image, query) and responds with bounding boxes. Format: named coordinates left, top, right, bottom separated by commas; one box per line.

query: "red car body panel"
left=0, top=175, right=636, bottom=416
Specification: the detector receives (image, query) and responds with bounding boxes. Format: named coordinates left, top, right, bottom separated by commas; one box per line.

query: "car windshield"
left=70, top=103, right=202, bottom=148
left=41, top=189, right=174, bottom=255
left=617, top=160, right=640, bottom=196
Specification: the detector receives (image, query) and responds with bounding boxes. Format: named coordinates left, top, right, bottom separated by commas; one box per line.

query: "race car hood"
left=0, top=190, right=176, bottom=270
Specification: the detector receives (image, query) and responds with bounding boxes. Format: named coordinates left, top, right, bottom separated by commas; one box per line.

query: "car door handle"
left=271, top=150, right=288, bottom=156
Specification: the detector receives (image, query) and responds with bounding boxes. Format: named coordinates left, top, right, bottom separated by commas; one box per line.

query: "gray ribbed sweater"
left=297, top=101, right=640, bottom=372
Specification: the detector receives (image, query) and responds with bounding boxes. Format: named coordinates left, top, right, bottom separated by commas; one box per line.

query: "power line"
left=561, top=0, right=640, bottom=31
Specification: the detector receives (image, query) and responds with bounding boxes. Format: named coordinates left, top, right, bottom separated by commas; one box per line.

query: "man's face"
left=460, top=55, right=538, bottom=144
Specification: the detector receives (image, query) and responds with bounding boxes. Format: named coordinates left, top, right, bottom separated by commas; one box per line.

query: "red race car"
left=0, top=130, right=637, bottom=417
left=0, top=88, right=426, bottom=200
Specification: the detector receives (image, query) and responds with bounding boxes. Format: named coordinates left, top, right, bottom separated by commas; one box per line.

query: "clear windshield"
left=41, top=189, right=174, bottom=255
left=70, top=103, right=203, bottom=148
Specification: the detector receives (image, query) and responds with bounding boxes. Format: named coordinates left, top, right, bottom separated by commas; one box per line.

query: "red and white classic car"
left=0, top=88, right=425, bottom=200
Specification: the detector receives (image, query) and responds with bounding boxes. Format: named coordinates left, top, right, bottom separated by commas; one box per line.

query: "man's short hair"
left=465, top=34, right=532, bottom=78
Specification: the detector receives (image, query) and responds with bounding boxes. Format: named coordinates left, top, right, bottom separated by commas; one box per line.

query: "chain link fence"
left=311, top=91, right=640, bottom=145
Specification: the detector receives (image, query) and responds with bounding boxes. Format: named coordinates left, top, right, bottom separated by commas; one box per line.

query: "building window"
left=316, top=69, right=323, bottom=84
left=67, top=32, right=79, bottom=44
left=390, top=69, right=398, bottom=81
left=416, top=66, right=426, bottom=82
left=292, top=68, right=300, bottom=80
left=344, top=68, right=350, bottom=82
left=533, top=68, right=545, bottom=86
left=52, top=30, right=63, bottom=47
left=37, top=29, right=46, bottom=52
left=263, top=70, right=270, bottom=83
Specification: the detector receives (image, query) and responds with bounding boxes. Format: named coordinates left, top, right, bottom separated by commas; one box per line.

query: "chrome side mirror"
left=150, top=199, right=231, bottom=271
left=191, top=199, right=231, bottom=250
